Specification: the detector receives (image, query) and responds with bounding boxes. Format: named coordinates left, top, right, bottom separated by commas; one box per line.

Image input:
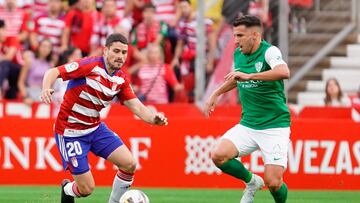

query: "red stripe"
left=118, top=169, right=134, bottom=176
left=76, top=96, right=104, bottom=110
left=117, top=169, right=134, bottom=181
left=72, top=182, right=81, bottom=197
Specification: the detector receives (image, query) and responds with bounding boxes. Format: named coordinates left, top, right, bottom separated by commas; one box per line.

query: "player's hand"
left=40, top=89, right=55, bottom=104
left=225, top=71, right=251, bottom=81
left=153, top=113, right=168, bottom=126
left=204, top=94, right=218, bottom=118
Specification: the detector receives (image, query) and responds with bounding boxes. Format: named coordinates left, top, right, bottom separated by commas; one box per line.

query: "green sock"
left=270, top=183, right=288, bottom=203
left=218, top=159, right=252, bottom=183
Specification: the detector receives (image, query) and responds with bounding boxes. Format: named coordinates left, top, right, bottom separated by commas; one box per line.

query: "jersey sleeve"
left=117, top=76, right=137, bottom=103
left=264, top=46, right=287, bottom=69
left=57, top=59, right=94, bottom=81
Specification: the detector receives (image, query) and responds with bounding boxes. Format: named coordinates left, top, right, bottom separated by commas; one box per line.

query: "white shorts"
left=221, top=124, right=290, bottom=168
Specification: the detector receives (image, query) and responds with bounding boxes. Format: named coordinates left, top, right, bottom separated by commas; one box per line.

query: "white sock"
left=64, top=181, right=81, bottom=197
left=108, top=169, right=134, bottom=203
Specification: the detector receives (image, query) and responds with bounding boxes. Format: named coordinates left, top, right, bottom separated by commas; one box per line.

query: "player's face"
left=104, top=41, right=128, bottom=71
left=233, top=25, right=256, bottom=54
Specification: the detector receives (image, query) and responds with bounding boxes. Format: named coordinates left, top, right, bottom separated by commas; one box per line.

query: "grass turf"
left=0, top=186, right=359, bottom=203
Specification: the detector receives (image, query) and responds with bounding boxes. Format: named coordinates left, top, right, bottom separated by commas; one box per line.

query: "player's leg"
left=89, top=122, right=136, bottom=203
left=264, top=165, right=287, bottom=203
left=63, top=171, right=96, bottom=198
left=54, top=133, right=94, bottom=202
left=107, top=145, right=137, bottom=203
left=255, top=127, right=290, bottom=203
left=211, top=124, right=258, bottom=184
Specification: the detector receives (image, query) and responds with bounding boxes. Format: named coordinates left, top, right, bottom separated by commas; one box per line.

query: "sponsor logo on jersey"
left=65, top=62, right=79, bottom=72
left=255, top=62, right=263, bottom=72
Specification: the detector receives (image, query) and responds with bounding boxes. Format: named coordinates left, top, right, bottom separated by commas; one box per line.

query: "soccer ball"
left=119, top=189, right=150, bottom=203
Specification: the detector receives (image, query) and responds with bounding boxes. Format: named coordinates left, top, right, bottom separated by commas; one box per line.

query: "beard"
left=107, top=59, right=123, bottom=71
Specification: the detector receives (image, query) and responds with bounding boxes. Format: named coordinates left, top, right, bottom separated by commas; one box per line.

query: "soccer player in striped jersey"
left=40, top=33, right=168, bottom=203
left=205, top=15, right=290, bottom=203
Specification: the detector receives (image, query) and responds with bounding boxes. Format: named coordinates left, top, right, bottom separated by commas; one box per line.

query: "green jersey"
left=234, top=40, right=290, bottom=130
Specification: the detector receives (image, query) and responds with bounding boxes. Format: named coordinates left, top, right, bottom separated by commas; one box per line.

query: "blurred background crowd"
left=0, top=0, right=359, bottom=117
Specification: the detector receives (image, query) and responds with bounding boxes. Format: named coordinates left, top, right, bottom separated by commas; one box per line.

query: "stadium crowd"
left=0, top=0, right=313, bottom=104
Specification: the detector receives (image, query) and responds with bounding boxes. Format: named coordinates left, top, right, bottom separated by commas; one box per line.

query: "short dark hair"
left=143, top=2, right=156, bottom=10
left=0, top=19, right=5, bottom=28
left=105, top=33, right=128, bottom=47
left=233, top=15, right=262, bottom=28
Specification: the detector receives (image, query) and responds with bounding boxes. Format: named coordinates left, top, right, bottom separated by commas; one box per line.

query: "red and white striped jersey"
left=0, top=8, right=30, bottom=38
left=91, top=14, right=121, bottom=48
left=55, top=56, right=136, bottom=137
left=31, top=0, right=48, bottom=18
left=33, top=13, right=65, bottom=54
left=137, top=63, right=178, bottom=104
left=96, top=0, right=126, bottom=17
left=177, top=17, right=213, bottom=59
left=152, top=0, right=177, bottom=24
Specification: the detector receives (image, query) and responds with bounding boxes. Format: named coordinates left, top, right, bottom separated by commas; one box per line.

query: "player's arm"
left=41, top=68, right=60, bottom=104
left=204, top=79, right=237, bottom=117
left=226, top=46, right=290, bottom=82
left=124, top=98, right=168, bottom=126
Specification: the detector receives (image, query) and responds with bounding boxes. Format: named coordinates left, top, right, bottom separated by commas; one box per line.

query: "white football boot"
left=240, top=174, right=265, bottom=203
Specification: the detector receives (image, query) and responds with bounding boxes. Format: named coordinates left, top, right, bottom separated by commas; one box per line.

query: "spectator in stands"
left=136, top=44, right=183, bottom=104
left=324, top=77, right=351, bottom=107
left=28, top=0, right=50, bottom=19
left=350, top=85, right=360, bottom=122
left=91, top=0, right=132, bottom=56
left=0, top=0, right=31, bottom=43
left=17, top=39, right=53, bottom=104
left=289, top=0, right=312, bottom=34
left=61, top=0, right=99, bottom=56
left=95, top=0, right=132, bottom=18
left=30, top=0, right=65, bottom=56
left=171, top=0, right=216, bottom=102
left=130, top=0, right=151, bottom=26
left=152, top=0, right=179, bottom=26
left=131, top=3, right=168, bottom=52
left=0, top=19, right=22, bottom=99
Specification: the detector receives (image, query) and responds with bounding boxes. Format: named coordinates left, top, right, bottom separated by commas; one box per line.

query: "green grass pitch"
left=0, top=186, right=359, bottom=203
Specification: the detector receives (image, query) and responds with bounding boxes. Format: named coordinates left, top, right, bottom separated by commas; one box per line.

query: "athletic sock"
left=63, top=181, right=81, bottom=197
left=270, top=183, right=288, bottom=203
left=108, top=169, right=134, bottom=203
left=218, top=158, right=252, bottom=183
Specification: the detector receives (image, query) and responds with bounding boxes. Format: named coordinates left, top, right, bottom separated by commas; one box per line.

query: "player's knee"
left=265, top=177, right=282, bottom=192
left=77, top=182, right=95, bottom=197
left=121, top=159, right=137, bottom=173
left=210, top=149, right=229, bottom=167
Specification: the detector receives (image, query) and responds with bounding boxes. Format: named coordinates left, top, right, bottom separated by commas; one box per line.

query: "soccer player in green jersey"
left=205, top=15, right=291, bottom=203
